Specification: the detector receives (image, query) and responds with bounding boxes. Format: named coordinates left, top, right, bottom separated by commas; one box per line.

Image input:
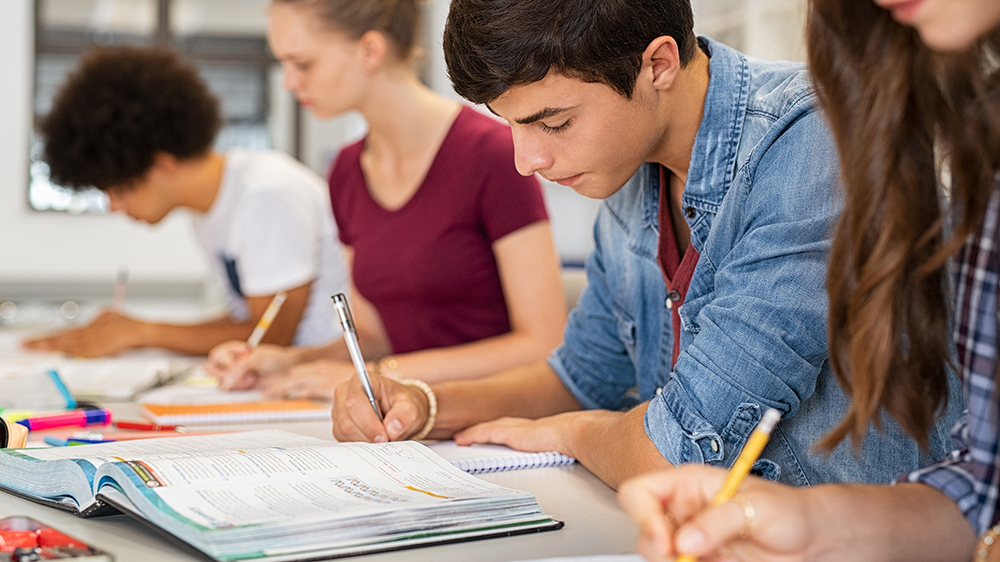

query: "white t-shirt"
left=192, top=149, right=348, bottom=346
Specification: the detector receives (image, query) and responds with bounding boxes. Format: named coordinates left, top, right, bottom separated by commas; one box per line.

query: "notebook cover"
left=0, top=482, right=119, bottom=518
left=139, top=400, right=331, bottom=425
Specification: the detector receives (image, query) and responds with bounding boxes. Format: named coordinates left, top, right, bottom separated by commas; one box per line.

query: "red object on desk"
left=114, top=420, right=181, bottom=431
left=0, top=530, right=37, bottom=551
left=37, top=528, right=87, bottom=548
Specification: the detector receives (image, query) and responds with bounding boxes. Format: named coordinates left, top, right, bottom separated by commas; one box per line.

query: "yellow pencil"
left=676, top=407, right=781, bottom=562
left=246, top=291, right=287, bottom=349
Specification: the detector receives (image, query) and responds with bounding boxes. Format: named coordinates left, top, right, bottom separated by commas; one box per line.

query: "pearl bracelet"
left=398, top=378, right=437, bottom=441
left=977, top=524, right=1000, bottom=561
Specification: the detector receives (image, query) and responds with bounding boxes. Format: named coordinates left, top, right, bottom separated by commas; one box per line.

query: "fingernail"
left=676, top=527, right=706, bottom=553
left=374, top=434, right=387, bottom=443
left=387, top=419, right=403, bottom=438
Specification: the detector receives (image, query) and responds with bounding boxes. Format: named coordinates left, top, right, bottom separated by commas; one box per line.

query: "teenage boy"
left=25, top=47, right=348, bottom=357
left=330, top=0, right=960, bottom=487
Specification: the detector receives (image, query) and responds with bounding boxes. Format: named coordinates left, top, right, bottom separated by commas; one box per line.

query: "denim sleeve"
left=548, top=209, right=642, bottom=412
left=644, top=109, right=842, bottom=469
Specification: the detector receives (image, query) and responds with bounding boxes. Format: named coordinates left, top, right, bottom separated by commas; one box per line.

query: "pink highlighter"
left=15, top=409, right=112, bottom=431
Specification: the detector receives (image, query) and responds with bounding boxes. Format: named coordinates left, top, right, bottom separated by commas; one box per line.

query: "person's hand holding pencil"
left=206, top=292, right=288, bottom=390
left=617, top=409, right=815, bottom=562
left=246, top=291, right=287, bottom=350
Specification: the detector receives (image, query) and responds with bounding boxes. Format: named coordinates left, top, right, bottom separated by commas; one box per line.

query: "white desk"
left=0, top=402, right=639, bottom=561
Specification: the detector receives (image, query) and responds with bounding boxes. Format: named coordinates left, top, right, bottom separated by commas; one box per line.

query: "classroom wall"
left=0, top=0, right=806, bottom=296
left=0, top=0, right=210, bottom=288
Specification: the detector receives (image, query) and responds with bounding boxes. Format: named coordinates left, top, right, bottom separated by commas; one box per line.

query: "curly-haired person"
left=25, top=47, right=349, bottom=357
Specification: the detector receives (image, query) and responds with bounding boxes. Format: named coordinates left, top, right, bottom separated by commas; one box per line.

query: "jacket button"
left=710, top=439, right=720, bottom=452
left=665, top=290, right=681, bottom=309
left=685, top=206, right=696, bottom=219
left=655, top=387, right=663, bottom=396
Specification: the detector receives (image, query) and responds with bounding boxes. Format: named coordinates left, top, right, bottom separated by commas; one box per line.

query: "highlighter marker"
left=16, top=409, right=112, bottom=431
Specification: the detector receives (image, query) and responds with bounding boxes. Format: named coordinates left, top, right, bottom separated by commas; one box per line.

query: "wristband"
left=398, top=379, right=437, bottom=441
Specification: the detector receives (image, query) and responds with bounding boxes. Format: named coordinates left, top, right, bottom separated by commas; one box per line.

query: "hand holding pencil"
left=618, top=409, right=814, bottom=562
left=205, top=292, right=292, bottom=390
left=246, top=291, right=287, bottom=350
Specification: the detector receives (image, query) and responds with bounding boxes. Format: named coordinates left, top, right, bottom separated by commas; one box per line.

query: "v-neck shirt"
left=328, top=106, right=548, bottom=354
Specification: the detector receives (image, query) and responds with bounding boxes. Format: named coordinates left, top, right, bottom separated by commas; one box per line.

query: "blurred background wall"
left=0, top=0, right=806, bottom=321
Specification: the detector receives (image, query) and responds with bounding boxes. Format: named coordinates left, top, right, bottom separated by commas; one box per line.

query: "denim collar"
left=640, top=37, right=748, bottom=229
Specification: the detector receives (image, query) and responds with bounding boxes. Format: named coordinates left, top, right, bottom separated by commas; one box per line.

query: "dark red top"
left=658, top=166, right=701, bottom=367
left=329, top=107, right=548, bottom=354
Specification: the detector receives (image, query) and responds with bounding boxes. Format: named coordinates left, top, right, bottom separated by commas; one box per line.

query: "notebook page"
left=428, top=441, right=576, bottom=474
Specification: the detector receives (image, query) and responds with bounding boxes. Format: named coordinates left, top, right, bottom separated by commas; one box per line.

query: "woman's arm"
left=370, top=221, right=566, bottom=383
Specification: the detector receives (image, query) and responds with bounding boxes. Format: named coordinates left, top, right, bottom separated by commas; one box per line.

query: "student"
left=25, top=47, right=349, bottom=357
left=329, top=0, right=961, bottom=489
left=616, top=1, right=1000, bottom=561
left=204, top=0, right=566, bottom=399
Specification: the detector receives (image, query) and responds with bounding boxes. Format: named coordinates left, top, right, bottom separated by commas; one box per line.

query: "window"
left=30, top=0, right=288, bottom=213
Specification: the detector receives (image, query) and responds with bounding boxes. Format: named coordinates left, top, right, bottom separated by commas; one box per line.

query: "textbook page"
left=21, top=430, right=326, bottom=465
left=104, top=436, right=540, bottom=531
left=0, top=353, right=177, bottom=401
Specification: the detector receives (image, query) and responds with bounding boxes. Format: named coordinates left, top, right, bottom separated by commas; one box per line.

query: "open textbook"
left=0, top=332, right=196, bottom=401
left=0, top=430, right=561, bottom=561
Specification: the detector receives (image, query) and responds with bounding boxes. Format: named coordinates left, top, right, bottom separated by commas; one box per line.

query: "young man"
left=25, top=47, right=348, bottom=357
left=330, top=0, right=961, bottom=488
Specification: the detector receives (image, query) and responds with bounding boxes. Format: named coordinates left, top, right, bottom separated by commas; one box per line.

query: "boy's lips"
left=550, top=173, right=582, bottom=187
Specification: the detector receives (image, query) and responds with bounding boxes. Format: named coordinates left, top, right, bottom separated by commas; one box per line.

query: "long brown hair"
left=809, top=0, right=1000, bottom=450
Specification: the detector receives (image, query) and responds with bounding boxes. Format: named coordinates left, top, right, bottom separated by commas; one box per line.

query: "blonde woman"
left=207, top=0, right=566, bottom=399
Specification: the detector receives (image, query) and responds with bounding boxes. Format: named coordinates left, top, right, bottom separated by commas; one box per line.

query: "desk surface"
left=0, top=403, right=639, bottom=562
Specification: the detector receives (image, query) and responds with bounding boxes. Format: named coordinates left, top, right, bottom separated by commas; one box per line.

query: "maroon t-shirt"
left=329, top=107, right=548, bottom=354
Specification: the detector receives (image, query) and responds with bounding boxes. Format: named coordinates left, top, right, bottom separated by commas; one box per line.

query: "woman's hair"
left=809, top=0, right=1000, bottom=450
left=273, top=0, right=423, bottom=62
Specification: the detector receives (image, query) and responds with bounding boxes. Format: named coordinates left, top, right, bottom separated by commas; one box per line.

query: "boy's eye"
left=541, top=119, right=571, bottom=134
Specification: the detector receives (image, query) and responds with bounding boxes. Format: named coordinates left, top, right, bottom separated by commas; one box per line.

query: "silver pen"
left=332, top=294, right=383, bottom=422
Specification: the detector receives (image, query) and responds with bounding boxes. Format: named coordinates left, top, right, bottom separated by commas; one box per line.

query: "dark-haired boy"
left=25, top=47, right=348, bottom=357
left=330, top=0, right=960, bottom=487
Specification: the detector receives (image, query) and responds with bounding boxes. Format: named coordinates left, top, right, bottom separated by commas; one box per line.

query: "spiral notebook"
left=140, top=399, right=331, bottom=425
left=429, top=441, right=576, bottom=474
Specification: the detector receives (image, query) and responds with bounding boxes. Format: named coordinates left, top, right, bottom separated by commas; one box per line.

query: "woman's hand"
left=332, top=375, right=431, bottom=443
left=257, top=359, right=358, bottom=402
left=618, top=465, right=812, bottom=562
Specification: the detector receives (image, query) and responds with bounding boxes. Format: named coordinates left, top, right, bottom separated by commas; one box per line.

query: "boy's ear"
left=642, top=36, right=682, bottom=91
left=150, top=152, right=180, bottom=176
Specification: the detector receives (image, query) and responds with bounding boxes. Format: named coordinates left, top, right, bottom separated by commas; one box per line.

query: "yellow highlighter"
left=676, top=407, right=781, bottom=562
left=246, top=291, right=287, bottom=349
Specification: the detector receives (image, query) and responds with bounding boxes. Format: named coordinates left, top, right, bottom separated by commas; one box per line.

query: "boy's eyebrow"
left=484, top=104, right=575, bottom=125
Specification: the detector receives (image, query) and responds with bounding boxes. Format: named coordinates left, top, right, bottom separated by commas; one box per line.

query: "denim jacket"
left=549, top=38, right=961, bottom=486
